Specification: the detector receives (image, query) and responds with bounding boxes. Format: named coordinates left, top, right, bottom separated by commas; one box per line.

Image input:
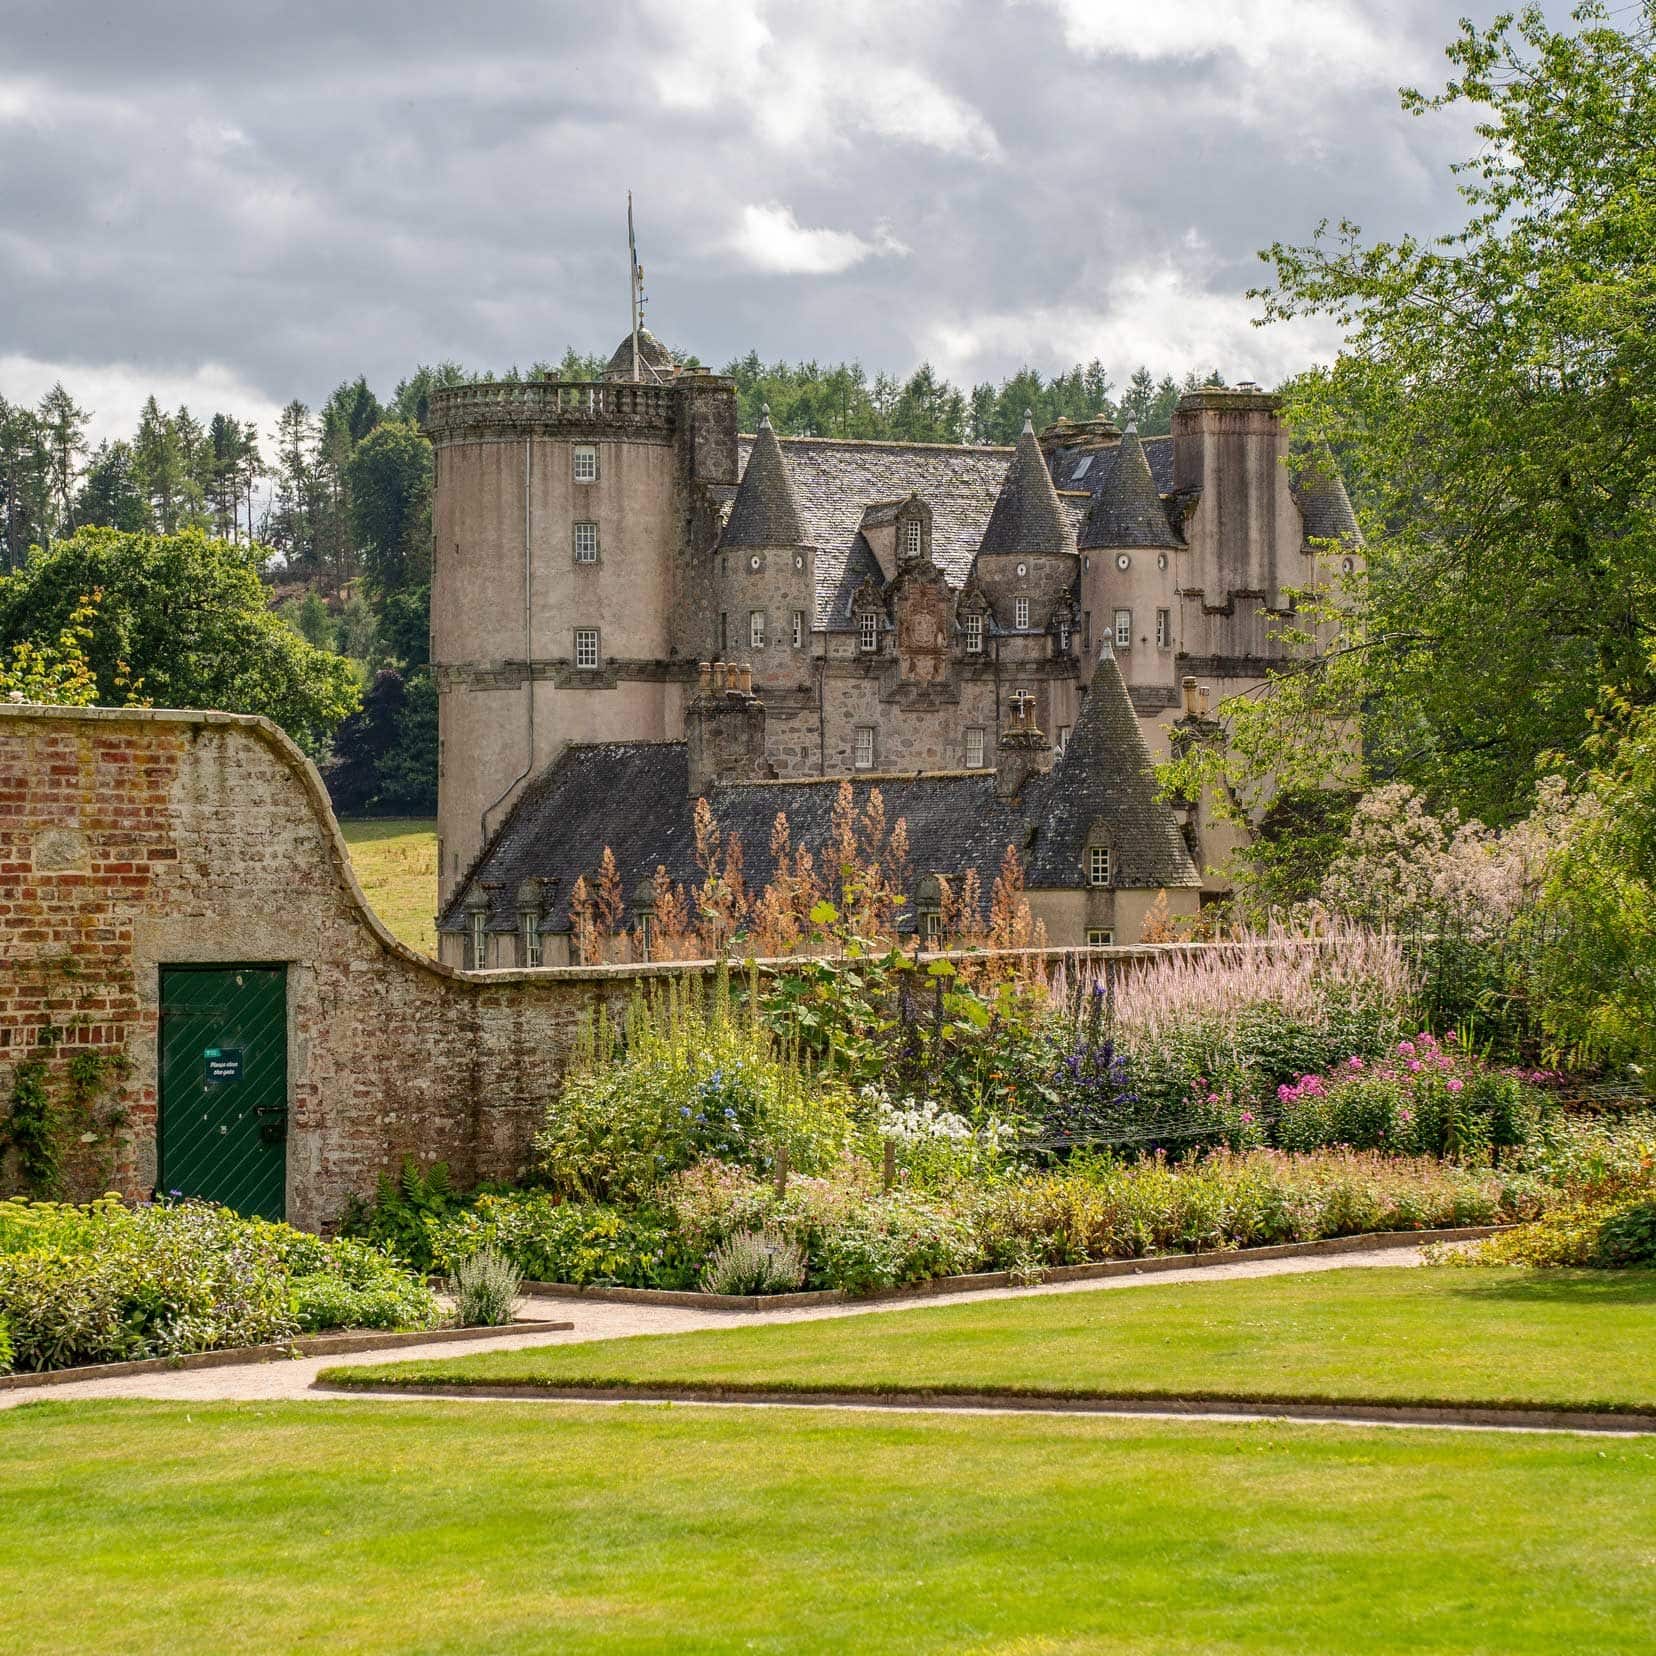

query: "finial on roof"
left=1124, top=419, right=1138, bottom=436
left=1022, top=408, right=1034, bottom=434
left=760, top=402, right=772, bottom=428
left=1098, top=638, right=1116, bottom=661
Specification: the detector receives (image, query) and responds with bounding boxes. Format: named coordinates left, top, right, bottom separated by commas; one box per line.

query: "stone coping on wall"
left=516, top=1224, right=1509, bottom=1313
left=0, top=1315, right=575, bottom=1392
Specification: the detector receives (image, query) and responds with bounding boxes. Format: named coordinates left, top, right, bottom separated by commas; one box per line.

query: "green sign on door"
left=159, top=966, right=288, bottom=1220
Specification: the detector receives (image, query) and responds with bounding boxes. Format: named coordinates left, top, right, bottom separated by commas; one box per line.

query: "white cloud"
left=1037, top=0, right=1421, bottom=86
left=917, top=253, right=1344, bottom=389
left=729, top=204, right=909, bottom=276
left=0, top=355, right=286, bottom=453
left=639, top=0, right=1002, bottom=160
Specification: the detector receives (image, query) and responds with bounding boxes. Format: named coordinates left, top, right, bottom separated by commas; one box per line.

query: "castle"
left=427, top=327, right=1360, bottom=968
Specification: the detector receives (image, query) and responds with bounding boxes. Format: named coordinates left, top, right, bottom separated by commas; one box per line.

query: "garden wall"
left=0, top=704, right=1196, bottom=1230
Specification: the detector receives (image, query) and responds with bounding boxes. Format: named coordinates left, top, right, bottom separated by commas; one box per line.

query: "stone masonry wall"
left=0, top=705, right=691, bottom=1230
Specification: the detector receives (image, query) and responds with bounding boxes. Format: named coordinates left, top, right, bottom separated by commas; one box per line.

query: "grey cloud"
left=0, top=0, right=1557, bottom=420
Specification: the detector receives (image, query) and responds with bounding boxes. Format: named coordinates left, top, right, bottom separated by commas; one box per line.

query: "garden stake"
left=774, top=1142, right=788, bottom=1198
left=883, top=1138, right=895, bottom=1192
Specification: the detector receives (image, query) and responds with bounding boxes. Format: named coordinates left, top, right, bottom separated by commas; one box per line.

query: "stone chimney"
left=686, top=660, right=773, bottom=798
left=995, top=689, right=1052, bottom=801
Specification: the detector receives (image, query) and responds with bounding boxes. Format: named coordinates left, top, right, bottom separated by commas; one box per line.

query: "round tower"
left=715, top=405, right=814, bottom=690
left=427, top=344, right=737, bottom=905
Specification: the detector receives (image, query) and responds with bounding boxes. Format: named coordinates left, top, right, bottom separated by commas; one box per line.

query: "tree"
left=325, top=668, right=407, bottom=815
left=347, top=420, right=432, bottom=602
left=267, top=400, right=317, bottom=575
left=1226, top=2, right=1656, bottom=827
left=0, top=396, right=51, bottom=570
left=36, top=383, right=89, bottom=536
left=133, top=396, right=187, bottom=534
left=0, top=526, right=359, bottom=753
left=75, top=441, right=147, bottom=532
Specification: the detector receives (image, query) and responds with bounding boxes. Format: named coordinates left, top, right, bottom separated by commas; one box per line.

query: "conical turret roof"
left=1079, top=424, right=1181, bottom=550
left=603, top=327, right=675, bottom=380
left=977, top=413, right=1075, bottom=558
left=1025, top=643, right=1200, bottom=890
left=722, top=408, right=804, bottom=548
left=1289, top=443, right=1362, bottom=546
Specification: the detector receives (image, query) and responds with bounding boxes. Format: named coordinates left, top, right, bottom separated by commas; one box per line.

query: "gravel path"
left=0, top=1244, right=1432, bottom=1410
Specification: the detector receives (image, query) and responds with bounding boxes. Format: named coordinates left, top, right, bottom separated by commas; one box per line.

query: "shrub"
left=428, top=1191, right=692, bottom=1288
left=699, top=1228, right=808, bottom=1296
left=0, top=1314, right=11, bottom=1375
left=538, top=968, right=853, bottom=1202
left=0, top=1196, right=438, bottom=1371
left=449, top=1247, right=522, bottom=1326
left=1453, top=1189, right=1656, bottom=1268
left=337, top=1158, right=464, bottom=1273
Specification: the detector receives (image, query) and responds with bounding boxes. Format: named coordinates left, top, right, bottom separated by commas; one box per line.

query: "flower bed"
left=0, top=1196, right=440, bottom=1374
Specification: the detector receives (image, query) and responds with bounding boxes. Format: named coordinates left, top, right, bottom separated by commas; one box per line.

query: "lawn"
left=329, top=1266, right=1656, bottom=1414
left=339, top=817, right=438, bottom=955
left=2, top=1400, right=1651, bottom=1655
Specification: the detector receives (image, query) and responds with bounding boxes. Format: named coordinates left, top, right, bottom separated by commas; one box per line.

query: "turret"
left=970, top=410, right=1077, bottom=641
left=716, top=405, right=814, bottom=689
left=1077, top=421, right=1181, bottom=688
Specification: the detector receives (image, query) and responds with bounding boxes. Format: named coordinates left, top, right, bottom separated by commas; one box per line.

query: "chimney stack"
left=686, top=661, right=773, bottom=798
left=995, top=690, right=1052, bottom=801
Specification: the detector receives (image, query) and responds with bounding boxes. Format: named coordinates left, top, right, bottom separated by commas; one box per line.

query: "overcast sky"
left=0, top=0, right=1557, bottom=445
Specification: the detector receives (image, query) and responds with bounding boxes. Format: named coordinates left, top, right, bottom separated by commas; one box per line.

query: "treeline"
left=0, top=346, right=1224, bottom=818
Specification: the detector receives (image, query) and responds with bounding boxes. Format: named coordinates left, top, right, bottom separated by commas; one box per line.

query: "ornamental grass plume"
left=1103, top=917, right=1417, bottom=1048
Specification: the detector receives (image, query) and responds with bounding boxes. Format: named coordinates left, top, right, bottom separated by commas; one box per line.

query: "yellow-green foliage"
left=540, top=962, right=853, bottom=1202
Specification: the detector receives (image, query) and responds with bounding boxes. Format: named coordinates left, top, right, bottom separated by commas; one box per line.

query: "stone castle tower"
left=426, top=337, right=740, bottom=905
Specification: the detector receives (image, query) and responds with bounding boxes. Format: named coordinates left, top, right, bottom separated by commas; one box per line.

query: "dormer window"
left=963, top=613, right=983, bottom=654
left=1088, top=845, right=1112, bottom=887
left=858, top=611, right=880, bottom=653
left=902, top=519, right=921, bottom=560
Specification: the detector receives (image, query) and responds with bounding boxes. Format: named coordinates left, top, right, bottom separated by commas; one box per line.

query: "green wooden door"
left=159, top=966, right=288, bottom=1220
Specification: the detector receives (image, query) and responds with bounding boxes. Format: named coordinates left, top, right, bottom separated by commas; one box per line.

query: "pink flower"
left=1398, top=1040, right=1417, bottom=1057
left=1446, top=1079, right=1463, bottom=1093
left=1348, top=1056, right=1365, bottom=1070
left=1407, top=1060, right=1422, bottom=1073
left=1240, top=1110, right=1255, bottom=1125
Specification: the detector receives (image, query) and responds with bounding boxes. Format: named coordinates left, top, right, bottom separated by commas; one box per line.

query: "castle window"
left=1014, top=596, right=1030, bottom=630
left=854, top=726, right=875, bottom=770
left=1156, top=609, right=1171, bottom=648
left=1086, top=928, right=1114, bottom=947
left=749, top=609, right=766, bottom=650
left=963, top=613, right=983, bottom=654
left=1114, top=609, right=1133, bottom=649
left=921, top=909, right=942, bottom=943
left=964, top=727, right=985, bottom=769
left=574, top=627, right=600, bottom=670
left=903, top=519, right=921, bottom=560
left=1057, top=618, right=1071, bottom=653
left=1056, top=724, right=1071, bottom=756
left=519, top=912, right=541, bottom=968
left=573, top=521, right=599, bottom=564
left=573, top=445, right=597, bottom=483
left=1088, top=845, right=1112, bottom=887
left=467, top=908, right=488, bottom=970
left=792, top=610, right=805, bottom=649
left=1083, top=611, right=1092, bottom=651
left=858, top=611, right=879, bottom=654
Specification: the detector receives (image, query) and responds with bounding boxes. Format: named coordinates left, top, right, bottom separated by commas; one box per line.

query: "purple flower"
left=1446, top=1078, right=1463, bottom=1093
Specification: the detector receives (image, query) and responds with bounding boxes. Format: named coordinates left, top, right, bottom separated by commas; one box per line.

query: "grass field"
left=3, top=1400, right=1652, bottom=1655
left=338, top=818, right=438, bottom=955
left=329, top=1266, right=1656, bottom=1414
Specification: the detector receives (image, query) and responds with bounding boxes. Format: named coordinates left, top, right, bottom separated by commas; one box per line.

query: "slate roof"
left=1026, top=644, right=1201, bottom=891
left=721, top=411, right=805, bottom=548
left=604, top=327, right=675, bottom=378
left=1289, top=444, right=1362, bottom=547
left=440, top=643, right=1198, bottom=940
left=735, top=435, right=1010, bottom=626
left=976, top=418, right=1077, bottom=558
left=1078, top=426, right=1183, bottom=550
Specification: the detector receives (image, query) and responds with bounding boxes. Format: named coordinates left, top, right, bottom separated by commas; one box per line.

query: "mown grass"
left=2, top=1399, right=1652, bottom=1655
left=338, top=818, right=438, bottom=956
left=329, top=1266, right=1656, bottom=1414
